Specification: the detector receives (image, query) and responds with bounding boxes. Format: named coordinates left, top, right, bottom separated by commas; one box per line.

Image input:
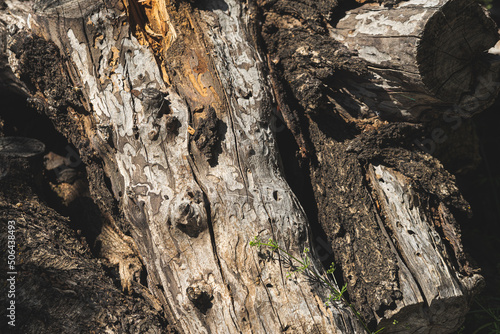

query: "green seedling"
left=250, top=236, right=385, bottom=334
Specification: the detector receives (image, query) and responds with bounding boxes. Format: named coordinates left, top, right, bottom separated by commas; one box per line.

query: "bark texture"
left=0, top=0, right=498, bottom=333
left=0, top=159, right=172, bottom=334
left=258, top=0, right=498, bottom=332
left=12, top=0, right=363, bottom=332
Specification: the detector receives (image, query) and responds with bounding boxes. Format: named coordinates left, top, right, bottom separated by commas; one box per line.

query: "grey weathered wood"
left=25, top=0, right=363, bottom=332
left=366, top=164, right=483, bottom=332
left=333, top=0, right=500, bottom=120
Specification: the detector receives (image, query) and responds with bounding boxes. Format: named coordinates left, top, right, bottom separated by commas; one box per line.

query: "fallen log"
left=333, top=0, right=500, bottom=120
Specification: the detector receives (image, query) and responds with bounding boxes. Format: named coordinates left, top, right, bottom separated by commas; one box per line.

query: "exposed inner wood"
left=366, top=164, right=483, bottom=331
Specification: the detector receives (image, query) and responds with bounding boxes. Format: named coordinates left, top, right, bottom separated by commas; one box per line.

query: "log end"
left=334, top=0, right=500, bottom=120
left=418, top=0, right=500, bottom=105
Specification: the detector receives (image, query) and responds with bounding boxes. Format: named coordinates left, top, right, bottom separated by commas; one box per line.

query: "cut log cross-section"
left=334, top=0, right=500, bottom=120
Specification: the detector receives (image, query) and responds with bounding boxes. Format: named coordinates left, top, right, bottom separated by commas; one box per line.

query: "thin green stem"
left=475, top=299, right=500, bottom=322
left=250, top=237, right=382, bottom=334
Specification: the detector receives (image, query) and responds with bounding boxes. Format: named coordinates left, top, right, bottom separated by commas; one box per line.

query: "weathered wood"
left=22, top=0, right=364, bottom=332
left=333, top=0, right=500, bottom=120
left=306, top=119, right=486, bottom=333
left=366, top=164, right=483, bottom=331
left=0, top=0, right=496, bottom=332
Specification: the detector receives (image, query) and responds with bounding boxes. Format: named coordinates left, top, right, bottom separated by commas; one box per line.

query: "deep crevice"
left=1, top=90, right=105, bottom=251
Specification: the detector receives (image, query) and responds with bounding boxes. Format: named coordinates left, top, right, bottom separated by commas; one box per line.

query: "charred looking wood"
left=257, top=0, right=366, bottom=154
left=164, top=115, right=181, bottom=134
left=9, top=32, right=81, bottom=110
left=346, top=123, right=471, bottom=213
left=267, top=55, right=311, bottom=159
left=192, top=107, right=221, bottom=165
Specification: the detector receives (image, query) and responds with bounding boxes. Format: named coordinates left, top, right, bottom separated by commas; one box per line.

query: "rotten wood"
left=366, top=164, right=483, bottom=331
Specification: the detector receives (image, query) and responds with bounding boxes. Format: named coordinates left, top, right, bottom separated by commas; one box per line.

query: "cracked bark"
left=1, top=0, right=498, bottom=333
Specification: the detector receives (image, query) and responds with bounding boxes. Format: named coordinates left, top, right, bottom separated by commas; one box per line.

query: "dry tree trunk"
left=0, top=0, right=499, bottom=333
left=11, top=0, right=362, bottom=332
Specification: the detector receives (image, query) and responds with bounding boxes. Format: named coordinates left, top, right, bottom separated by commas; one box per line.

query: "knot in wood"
left=186, top=286, right=203, bottom=302
left=172, top=191, right=207, bottom=237
left=186, top=282, right=213, bottom=313
left=139, top=88, right=168, bottom=118
left=141, top=87, right=164, bottom=102
left=164, top=115, right=181, bottom=134
left=148, top=124, right=160, bottom=141
left=177, top=202, right=198, bottom=226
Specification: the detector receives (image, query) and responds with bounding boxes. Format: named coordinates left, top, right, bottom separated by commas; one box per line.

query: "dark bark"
left=259, top=0, right=497, bottom=331
left=0, top=158, right=174, bottom=333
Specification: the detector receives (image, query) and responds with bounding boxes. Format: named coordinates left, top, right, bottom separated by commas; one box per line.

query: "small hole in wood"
left=273, top=190, right=278, bottom=201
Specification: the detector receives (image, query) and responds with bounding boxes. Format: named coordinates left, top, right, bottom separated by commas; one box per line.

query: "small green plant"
left=478, top=0, right=493, bottom=10
left=249, top=236, right=384, bottom=334
left=470, top=299, right=500, bottom=334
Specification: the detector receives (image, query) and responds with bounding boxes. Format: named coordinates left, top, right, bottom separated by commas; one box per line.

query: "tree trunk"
left=1, top=0, right=498, bottom=333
